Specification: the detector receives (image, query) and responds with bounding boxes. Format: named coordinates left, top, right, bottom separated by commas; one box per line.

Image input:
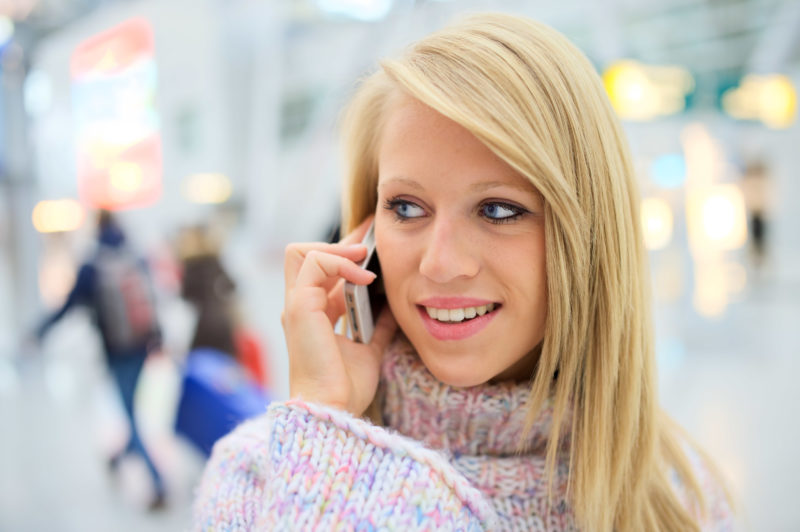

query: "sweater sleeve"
left=193, top=399, right=497, bottom=531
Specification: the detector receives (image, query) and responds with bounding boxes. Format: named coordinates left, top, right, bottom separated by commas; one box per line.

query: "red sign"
left=71, top=18, right=162, bottom=210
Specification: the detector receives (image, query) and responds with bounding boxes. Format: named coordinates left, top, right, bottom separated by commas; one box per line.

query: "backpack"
left=93, top=247, right=160, bottom=353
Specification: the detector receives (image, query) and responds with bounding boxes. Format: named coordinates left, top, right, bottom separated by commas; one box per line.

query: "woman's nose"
left=418, top=216, right=481, bottom=283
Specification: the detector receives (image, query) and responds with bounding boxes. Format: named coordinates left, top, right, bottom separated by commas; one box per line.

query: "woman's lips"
left=417, top=296, right=494, bottom=309
left=416, top=304, right=498, bottom=341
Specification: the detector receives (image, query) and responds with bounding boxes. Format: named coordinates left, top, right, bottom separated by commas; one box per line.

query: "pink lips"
left=417, top=297, right=498, bottom=341
left=417, top=296, right=494, bottom=309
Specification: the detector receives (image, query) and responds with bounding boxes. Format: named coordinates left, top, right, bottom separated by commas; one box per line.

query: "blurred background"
left=0, top=0, right=798, bottom=530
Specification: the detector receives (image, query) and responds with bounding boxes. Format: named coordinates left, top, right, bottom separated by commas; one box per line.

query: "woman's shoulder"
left=209, top=412, right=273, bottom=458
left=193, top=399, right=498, bottom=530
left=192, top=414, right=273, bottom=531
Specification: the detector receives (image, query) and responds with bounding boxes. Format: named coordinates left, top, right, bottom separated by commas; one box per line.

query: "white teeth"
left=449, top=308, right=465, bottom=322
left=424, top=304, right=497, bottom=323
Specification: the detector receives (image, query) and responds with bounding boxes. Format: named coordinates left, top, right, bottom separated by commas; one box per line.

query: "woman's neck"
left=380, top=335, right=566, bottom=457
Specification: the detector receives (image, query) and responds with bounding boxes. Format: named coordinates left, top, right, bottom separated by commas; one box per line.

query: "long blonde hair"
left=340, top=13, right=725, bottom=531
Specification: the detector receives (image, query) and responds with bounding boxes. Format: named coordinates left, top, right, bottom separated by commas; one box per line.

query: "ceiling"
left=4, top=0, right=799, bottom=82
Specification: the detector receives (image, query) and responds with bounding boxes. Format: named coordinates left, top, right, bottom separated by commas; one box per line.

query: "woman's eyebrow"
left=378, top=176, right=425, bottom=191
left=470, top=180, right=538, bottom=195
left=378, top=176, right=538, bottom=197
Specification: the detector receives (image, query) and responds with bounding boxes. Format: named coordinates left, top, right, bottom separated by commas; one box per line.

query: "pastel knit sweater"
left=193, top=336, right=734, bottom=530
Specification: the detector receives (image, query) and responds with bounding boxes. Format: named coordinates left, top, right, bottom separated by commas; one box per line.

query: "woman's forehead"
left=376, top=97, right=542, bottom=199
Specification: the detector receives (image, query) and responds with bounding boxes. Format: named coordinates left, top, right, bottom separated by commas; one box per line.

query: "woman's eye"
left=384, top=199, right=425, bottom=220
left=480, top=202, right=523, bottom=222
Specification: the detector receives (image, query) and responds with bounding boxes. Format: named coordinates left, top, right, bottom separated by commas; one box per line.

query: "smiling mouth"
left=421, top=303, right=500, bottom=323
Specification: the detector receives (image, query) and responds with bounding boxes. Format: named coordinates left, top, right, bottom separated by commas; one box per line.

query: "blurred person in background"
left=35, top=210, right=166, bottom=511
left=741, top=158, right=773, bottom=272
left=193, top=14, right=734, bottom=531
left=177, top=225, right=237, bottom=358
left=176, top=224, right=268, bottom=385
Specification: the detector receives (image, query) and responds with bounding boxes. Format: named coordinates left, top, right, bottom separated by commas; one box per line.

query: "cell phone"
left=343, top=222, right=383, bottom=343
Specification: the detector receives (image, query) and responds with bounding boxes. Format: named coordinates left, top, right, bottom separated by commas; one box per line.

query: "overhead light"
left=32, top=199, right=86, bottom=233
left=722, top=74, right=797, bottom=129
left=603, top=60, right=694, bottom=121
left=316, top=0, right=393, bottom=21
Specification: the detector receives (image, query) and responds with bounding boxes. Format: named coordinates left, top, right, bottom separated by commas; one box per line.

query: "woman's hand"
left=282, top=217, right=397, bottom=417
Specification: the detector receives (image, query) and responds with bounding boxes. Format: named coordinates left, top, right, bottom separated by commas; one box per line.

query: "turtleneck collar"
left=381, top=335, right=567, bottom=458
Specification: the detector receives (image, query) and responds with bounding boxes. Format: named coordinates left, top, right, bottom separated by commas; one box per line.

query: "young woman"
left=193, top=13, right=733, bottom=531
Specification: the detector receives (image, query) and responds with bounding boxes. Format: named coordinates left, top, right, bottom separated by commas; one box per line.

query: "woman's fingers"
left=284, top=243, right=366, bottom=300
left=325, top=278, right=347, bottom=325
left=284, top=216, right=375, bottom=298
left=294, top=250, right=376, bottom=293
left=281, top=216, right=382, bottom=417
left=287, top=251, right=375, bottom=324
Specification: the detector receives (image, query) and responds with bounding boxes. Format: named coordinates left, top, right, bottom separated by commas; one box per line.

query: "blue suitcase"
left=175, top=348, right=271, bottom=456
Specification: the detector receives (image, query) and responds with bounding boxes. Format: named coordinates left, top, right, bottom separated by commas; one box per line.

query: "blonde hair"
left=341, top=13, right=727, bottom=531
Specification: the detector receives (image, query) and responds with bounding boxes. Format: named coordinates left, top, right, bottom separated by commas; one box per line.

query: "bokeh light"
left=700, top=186, right=747, bottom=250
left=651, top=153, right=686, bottom=189
left=641, top=197, right=674, bottom=250
left=603, top=60, right=694, bottom=121
left=31, top=199, right=86, bottom=233
left=182, top=173, right=233, bottom=204
left=722, top=74, right=797, bottom=129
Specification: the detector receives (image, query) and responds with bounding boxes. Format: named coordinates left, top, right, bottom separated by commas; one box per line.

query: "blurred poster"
left=71, top=18, right=162, bottom=210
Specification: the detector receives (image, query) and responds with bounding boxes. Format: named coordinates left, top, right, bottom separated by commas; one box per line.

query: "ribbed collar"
left=381, top=335, right=565, bottom=458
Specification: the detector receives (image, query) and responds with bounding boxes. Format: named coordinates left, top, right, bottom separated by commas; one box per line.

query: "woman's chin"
left=417, top=354, right=489, bottom=389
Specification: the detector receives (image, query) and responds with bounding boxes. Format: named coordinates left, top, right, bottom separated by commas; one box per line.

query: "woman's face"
left=374, top=95, right=547, bottom=387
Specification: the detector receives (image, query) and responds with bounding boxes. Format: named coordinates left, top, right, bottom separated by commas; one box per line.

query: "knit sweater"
left=193, top=336, right=734, bottom=531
